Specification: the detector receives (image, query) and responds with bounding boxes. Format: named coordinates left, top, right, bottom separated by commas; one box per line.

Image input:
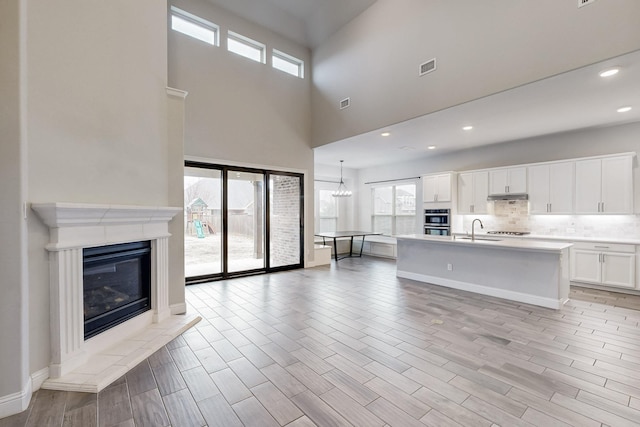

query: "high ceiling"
left=205, top=0, right=377, bottom=48
left=203, top=1, right=640, bottom=171
left=314, top=49, right=640, bottom=169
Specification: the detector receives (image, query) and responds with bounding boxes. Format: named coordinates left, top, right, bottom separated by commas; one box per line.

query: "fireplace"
left=83, top=241, right=152, bottom=339
left=31, top=202, right=201, bottom=392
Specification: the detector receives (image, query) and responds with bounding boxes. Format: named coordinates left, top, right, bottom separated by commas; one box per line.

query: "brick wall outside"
left=271, top=175, right=301, bottom=267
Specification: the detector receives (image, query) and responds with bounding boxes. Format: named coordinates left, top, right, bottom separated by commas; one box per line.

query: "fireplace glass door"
left=83, top=241, right=151, bottom=339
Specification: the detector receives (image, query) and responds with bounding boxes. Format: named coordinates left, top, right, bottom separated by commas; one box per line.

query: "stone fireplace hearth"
left=31, top=203, right=201, bottom=393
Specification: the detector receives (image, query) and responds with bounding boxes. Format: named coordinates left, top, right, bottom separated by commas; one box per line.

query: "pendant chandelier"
left=332, top=160, right=352, bottom=197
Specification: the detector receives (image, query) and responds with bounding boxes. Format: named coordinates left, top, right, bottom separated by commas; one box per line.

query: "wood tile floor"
left=3, top=257, right=640, bottom=426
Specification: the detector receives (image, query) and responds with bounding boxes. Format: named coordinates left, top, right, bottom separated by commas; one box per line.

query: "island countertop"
left=395, top=234, right=573, bottom=253
left=395, top=234, right=571, bottom=309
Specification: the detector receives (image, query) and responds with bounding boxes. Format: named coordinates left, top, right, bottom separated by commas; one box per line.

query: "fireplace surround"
left=31, top=202, right=200, bottom=392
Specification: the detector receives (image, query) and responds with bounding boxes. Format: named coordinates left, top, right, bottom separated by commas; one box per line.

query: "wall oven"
left=424, top=209, right=450, bottom=236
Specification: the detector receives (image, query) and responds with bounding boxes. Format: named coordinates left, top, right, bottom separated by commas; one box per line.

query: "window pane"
left=269, top=174, right=302, bottom=268
left=272, top=50, right=303, bottom=78
left=395, top=184, right=416, bottom=216
left=318, top=190, right=337, bottom=217
left=373, top=216, right=392, bottom=235
left=184, top=168, right=222, bottom=277
left=228, top=33, right=264, bottom=63
left=171, top=15, right=216, bottom=46
left=395, top=216, right=416, bottom=235
left=272, top=55, right=301, bottom=77
left=373, top=187, right=393, bottom=214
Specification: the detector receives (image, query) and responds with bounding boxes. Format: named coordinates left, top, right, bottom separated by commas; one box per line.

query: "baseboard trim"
left=170, top=302, right=187, bottom=315
left=0, top=377, right=31, bottom=419
left=397, top=270, right=562, bottom=309
left=30, top=367, right=49, bottom=392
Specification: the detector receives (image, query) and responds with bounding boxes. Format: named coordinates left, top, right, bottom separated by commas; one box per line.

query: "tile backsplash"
left=458, top=200, right=640, bottom=239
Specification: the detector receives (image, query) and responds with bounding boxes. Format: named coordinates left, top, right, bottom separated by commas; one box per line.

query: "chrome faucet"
left=471, top=218, right=484, bottom=241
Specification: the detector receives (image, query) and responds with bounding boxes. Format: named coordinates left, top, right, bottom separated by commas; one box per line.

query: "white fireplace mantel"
left=31, top=202, right=200, bottom=393
left=32, top=202, right=183, bottom=250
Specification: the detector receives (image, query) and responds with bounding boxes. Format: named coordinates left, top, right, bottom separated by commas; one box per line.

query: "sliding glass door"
left=184, top=167, right=222, bottom=277
left=269, top=173, right=302, bottom=269
left=184, top=162, right=303, bottom=283
left=227, top=170, right=265, bottom=273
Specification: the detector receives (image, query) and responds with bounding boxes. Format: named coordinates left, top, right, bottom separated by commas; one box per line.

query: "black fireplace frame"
left=83, top=241, right=152, bottom=340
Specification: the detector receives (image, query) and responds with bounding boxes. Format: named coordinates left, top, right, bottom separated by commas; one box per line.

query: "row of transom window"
left=170, top=6, right=305, bottom=79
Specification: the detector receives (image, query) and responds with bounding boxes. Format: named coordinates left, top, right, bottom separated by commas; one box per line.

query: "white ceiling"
left=202, top=0, right=640, bottom=171
left=204, top=0, right=377, bottom=48
left=315, top=49, right=640, bottom=169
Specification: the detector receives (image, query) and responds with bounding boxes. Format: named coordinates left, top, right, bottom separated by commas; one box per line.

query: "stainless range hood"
left=487, top=193, right=529, bottom=201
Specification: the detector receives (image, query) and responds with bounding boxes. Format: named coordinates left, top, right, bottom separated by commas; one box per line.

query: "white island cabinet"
left=396, top=235, right=571, bottom=309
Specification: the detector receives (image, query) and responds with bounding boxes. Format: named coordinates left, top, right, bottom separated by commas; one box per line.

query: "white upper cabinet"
left=423, top=173, right=452, bottom=203
left=489, top=167, right=527, bottom=195
left=458, top=171, right=489, bottom=214
left=575, top=155, right=633, bottom=214
left=528, top=162, right=574, bottom=214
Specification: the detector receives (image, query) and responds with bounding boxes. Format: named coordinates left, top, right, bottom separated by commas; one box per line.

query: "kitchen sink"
left=457, top=237, right=501, bottom=241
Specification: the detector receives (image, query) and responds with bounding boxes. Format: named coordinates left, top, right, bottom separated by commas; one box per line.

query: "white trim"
left=397, top=270, right=565, bottom=309
left=166, top=87, right=188, bottom=99
left=0, top=377, right=31, bottom=419
left=30, top=367, right=50, bottom=392
left=171, top=302, right=187, bottom=315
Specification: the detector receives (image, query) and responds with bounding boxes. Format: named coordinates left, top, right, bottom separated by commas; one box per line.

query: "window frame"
left=227, top=31, right=266, bottom=64
left=272, top=49, right=304, bottom=78
left=371, top=182, right=417, bottom=236
left=170, top=6, right=219, bottom=47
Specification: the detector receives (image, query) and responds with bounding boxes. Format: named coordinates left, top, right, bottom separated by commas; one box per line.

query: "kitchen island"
left=396, top=234, right=572, bottom=309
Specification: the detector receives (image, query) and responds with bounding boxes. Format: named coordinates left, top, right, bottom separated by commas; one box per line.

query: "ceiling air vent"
left=577, top=0, right=595, bottom=7
left=340, top=97, right=350, bottom=110
left=419, top=58, right=437, bottom=76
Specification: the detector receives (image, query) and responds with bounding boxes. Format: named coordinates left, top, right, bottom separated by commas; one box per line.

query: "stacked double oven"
left=424, top=208, right=450, bottom=236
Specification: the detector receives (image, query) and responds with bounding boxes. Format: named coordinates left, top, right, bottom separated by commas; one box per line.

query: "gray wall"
left=357, top=122, right=640, bottom=229
left=169, top=0, right=316, bottom=263
left=312, top=0, right=640, bottom=147
left=24, top=0, right=178, bottom=387
left=0, top=0, right=30, bottom=414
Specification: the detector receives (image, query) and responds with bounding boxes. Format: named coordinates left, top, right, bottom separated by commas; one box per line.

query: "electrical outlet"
left=447, top=263, right=452, bottom=271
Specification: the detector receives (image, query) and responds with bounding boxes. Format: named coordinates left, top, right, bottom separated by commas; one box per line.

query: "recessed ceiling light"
left=427, top=145, right=436, bottom=150
left=599, top=68, right=620, bottom=77
left=617, top=106, right=632, bottom=113
left=381, top=132, right=391, bottom=137
left=462, top=126, right=473, bottom=131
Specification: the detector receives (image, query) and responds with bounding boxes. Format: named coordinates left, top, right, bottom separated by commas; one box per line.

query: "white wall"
left=312, top=0, right=640, bottom=147
left=24, top=0, right=178, bottom=389
left=169, top=0, right=316, bottom=263
left=357, top=122, right=640, bottom=232
left=0, top=0, right=30, bottom=416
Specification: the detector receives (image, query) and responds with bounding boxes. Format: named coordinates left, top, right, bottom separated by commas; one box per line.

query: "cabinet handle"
left=470, top=205, right=474, bottom=213
left=601, top=202, right=605, bottom=212
left=602, top=254, right=605, bottom=263
left=595, top=246, right=609, bottom=249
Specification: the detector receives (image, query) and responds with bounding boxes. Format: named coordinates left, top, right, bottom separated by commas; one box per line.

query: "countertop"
left=396, top=234, right=572, bottom=253
left=451, top=232, right=640, bottom=245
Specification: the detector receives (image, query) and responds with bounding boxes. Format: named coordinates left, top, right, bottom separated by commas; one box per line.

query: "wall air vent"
left=419, top=58, right=437, bottom=76
left=340, top=97, right=350, bottom=110
left=577, top=0, right=595, bottom=7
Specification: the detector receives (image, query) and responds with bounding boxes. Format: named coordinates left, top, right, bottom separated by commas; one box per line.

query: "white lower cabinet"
left=570, top=242, right=636, bottom=289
